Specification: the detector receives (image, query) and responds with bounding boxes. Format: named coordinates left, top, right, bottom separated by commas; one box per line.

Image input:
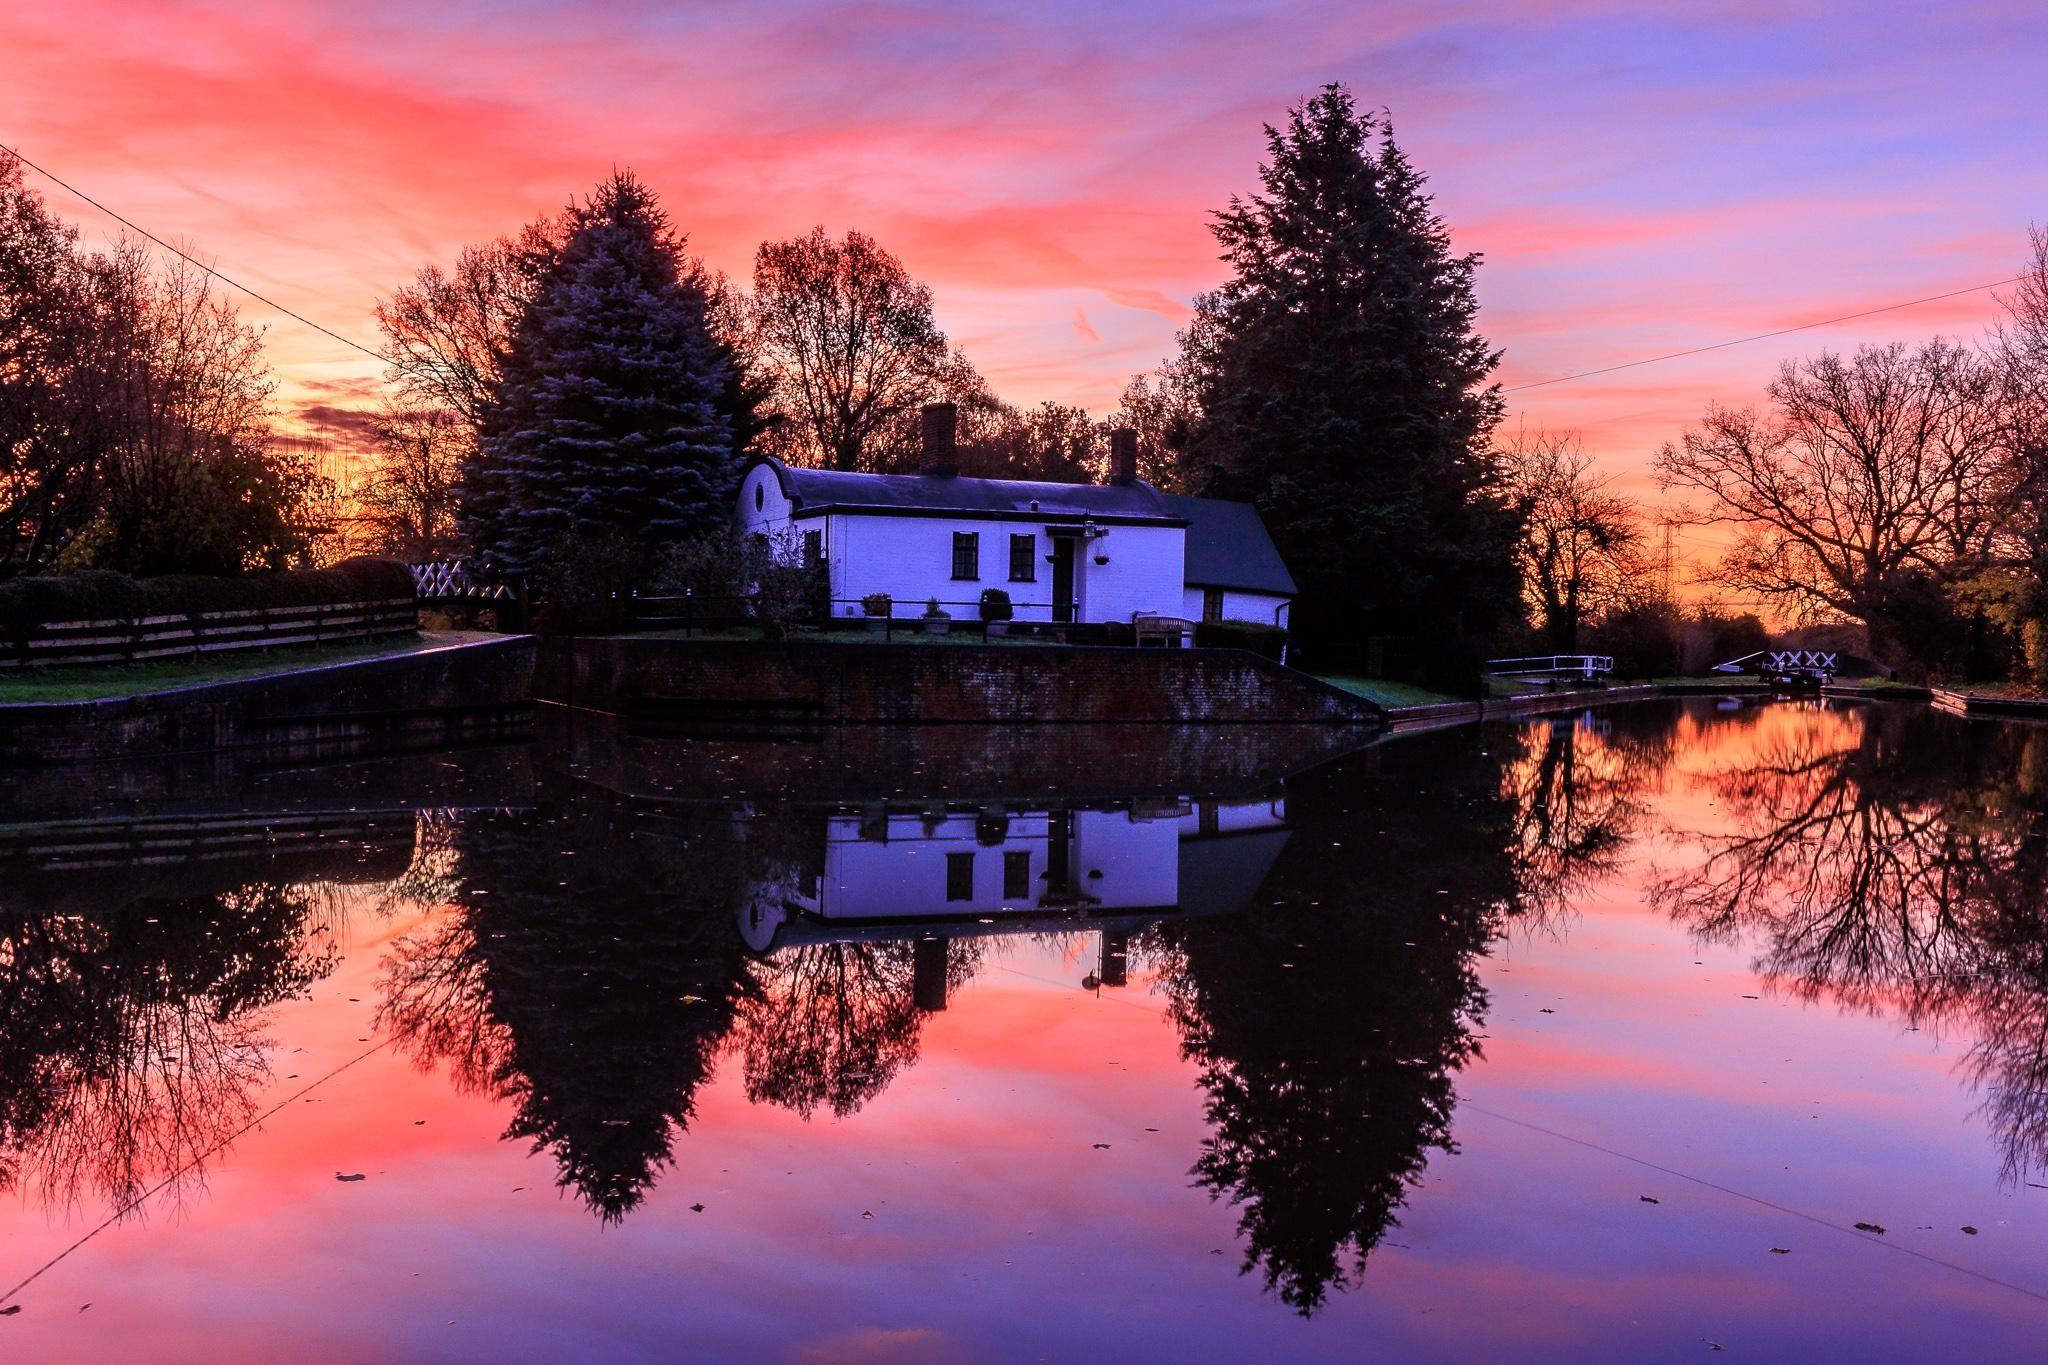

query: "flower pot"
left=1093, top=555, right=1109, bottom=565
left=865, top=616, right=888, bottom=634
left=923, top=618, right=950, bottom=635
left=985, top=621, right=1008, bottom=637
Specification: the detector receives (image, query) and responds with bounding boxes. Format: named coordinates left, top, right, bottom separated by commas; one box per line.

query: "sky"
left=3, top=0, right=2044, bottom=532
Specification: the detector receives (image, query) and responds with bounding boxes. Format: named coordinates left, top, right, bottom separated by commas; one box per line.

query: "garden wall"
left=533, top=637, right=1384, bottom=726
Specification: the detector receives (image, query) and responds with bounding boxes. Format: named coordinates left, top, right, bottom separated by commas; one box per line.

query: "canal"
left=1, top=698, right=2044, bottom=1359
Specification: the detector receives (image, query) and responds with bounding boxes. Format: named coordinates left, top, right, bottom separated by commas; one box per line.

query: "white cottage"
left=736, top=405, right=1189, bottom=626
left=735, top=797, right=1290, bottom=954
left=734, top=403, right=1295, bottom=634
left=1164, top=494, right=1298, bottom=630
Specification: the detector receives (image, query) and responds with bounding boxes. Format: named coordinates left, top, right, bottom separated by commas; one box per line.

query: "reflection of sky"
left=5, top=1, right=2044, bottom=522
left=6, top=710, right=2048, bottom=1357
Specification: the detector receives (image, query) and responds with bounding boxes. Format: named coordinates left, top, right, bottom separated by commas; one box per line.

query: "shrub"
left=1195, top=619, right=1288, bottom=660
left=978, top=588, right=1013, bottom=622
left=657, top=527, right=825, bottom=639
left=2025, top=618, right=2048, bottom=688
left=1586, top=599, right=1684, bottom=679
left=922, top=597, right=948, bottom=619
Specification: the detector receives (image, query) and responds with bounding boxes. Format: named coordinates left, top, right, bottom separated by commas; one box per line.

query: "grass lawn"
left=0, top=631, right=495, bottom=703
left=1936, top=681, right=2048, bottom=699
left=1312, top=674, right=1457, bottom=708
left=1649, top=674, right=1766, bottom=690
left=1833, top=676, right=1926, bottom=693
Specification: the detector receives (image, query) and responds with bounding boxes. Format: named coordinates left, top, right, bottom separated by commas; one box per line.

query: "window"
left=951, top=531, right=980, bottom=580
left=803, top=529, right=822, bottom=567
left=945, top=851, right=975, bottom=902
left=753, top=483, right=765, bottom=511
left=1008, top=534, right=1036, bottom=582
left=1003, top=850, right=1031, bottom=901
left=1202, top=587, right=1224, bottom=623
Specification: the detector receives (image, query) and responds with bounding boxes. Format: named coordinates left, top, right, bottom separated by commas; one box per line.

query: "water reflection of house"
left=737, top=799, right=1291, bottom=1000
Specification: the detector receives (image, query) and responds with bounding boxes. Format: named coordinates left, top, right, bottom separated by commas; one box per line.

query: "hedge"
left=1195, top=619, right=1289, bottom=661
left=0, top=557, right=416, bottom=642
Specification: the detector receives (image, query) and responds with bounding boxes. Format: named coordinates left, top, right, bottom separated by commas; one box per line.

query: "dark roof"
left=751, top=457, right=1182, bottom=526
left=1164, top=495, right=1297, bottom=596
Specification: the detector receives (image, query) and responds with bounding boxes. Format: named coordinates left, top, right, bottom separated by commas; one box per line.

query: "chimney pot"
left=1109, top=428, right=1138, bottom=484
left=921, top=402, right=958, bottom=476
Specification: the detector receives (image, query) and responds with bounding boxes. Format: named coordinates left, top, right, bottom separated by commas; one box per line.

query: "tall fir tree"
left=461, top=172, right=740, bottom=589
left=1179, top=86, right=1520, bottom=672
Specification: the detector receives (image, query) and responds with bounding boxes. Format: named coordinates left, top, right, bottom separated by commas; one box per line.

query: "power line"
left=1503, top=275, right=2024, bottom=393
left=3, top=142, right=2024, bottom=396
left=1, top=143, right=384, bottom=363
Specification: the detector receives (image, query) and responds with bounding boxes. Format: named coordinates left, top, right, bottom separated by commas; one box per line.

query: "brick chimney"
left=920, top=402, right=958, bottom=476
left=1109, top=427, right=1138, bottom=485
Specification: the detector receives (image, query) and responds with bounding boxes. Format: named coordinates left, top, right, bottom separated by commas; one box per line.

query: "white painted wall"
left=1175, top=797, right=1289, bottom=838
left=1071, top=808, right=1181, bottom=910
left=735, top=798, right=1291, bottom=950
left=736, top=463, right=796, bottom=537
left=809, top=808, right=1183, bottom=919
left=735, top=466, right=1188, bottom=624
left=821, top=812, right=1054, bottom=918
left=820, top=512, right=1184, bottom=624
left=1182, top=586, right=1292, bottom=629
left=1076, top=523, right=1187, bottom=624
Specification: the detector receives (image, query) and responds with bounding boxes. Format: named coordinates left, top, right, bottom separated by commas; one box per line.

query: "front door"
left=1051, top=537, right=1077, bottom=623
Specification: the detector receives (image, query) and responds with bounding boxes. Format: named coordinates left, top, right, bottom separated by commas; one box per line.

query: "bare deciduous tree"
left=1109, top=365, right=1204, bottom=492
left=358, top=402, right=465, bottom=559
left=374, top=225, right=559, bottom=429
left=1504, top=430, right=1646, bottom=649
left=1656, top=340, right=2009, bottom=656
left=750, top=227, right=957, bottom=472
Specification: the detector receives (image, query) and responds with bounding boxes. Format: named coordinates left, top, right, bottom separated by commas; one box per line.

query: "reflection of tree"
left=735, top=939, right=980, bottom=1119
left=0, top=881, right=334, bottom=1215
left=1148, top=735, right=1521, bottom=1314
left=1652, top=706, right=2048, bottom=1183
left=380, top=790, right=764, bottom=1221
left=1502, top=710, right=1669, bottom=923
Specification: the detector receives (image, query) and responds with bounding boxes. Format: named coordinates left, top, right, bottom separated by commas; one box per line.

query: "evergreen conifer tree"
left=1179, top=86, right=1520, bottom=670
left=462, top=172, right=738, bottom=592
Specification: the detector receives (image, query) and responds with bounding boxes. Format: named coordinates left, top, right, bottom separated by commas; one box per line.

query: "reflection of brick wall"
left=559, top=715, right=1375, bottom=805
left=535, top=638, right=1382, bottom=726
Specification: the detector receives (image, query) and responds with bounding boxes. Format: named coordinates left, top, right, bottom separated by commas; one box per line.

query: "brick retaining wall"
left=533, top=637, right=1383, bottom=725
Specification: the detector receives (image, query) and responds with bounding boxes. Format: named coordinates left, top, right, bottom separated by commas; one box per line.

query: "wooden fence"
left=1, top=597, right=419, bottom=670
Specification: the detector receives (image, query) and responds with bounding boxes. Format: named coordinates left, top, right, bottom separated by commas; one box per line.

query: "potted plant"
left=861, top=592, right=891, bottom=633
left=979, top=587, right=1013, bottom=636
left=921, top=597, right=951, bottom=635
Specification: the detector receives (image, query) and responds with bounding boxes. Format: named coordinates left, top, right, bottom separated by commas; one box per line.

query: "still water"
left=2, top=700, right=2046, bottom=1360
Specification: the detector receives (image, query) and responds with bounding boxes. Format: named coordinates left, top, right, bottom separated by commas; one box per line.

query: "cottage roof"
left=1163, top=495, right=1297, bottom=597
left=749, top=457, right=1183, bottom=526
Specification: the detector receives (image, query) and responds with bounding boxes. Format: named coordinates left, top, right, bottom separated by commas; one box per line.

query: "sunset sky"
left=4, top=0, right=2043, bottom=532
